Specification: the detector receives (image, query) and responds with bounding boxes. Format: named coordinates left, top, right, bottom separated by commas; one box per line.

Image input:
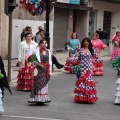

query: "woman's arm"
left=18, top=43, right=23, bottom=66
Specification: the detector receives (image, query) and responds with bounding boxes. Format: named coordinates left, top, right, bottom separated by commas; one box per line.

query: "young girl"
left=74, top=37, right=98, bottom=103
left=28, top=39, right=52, bottom=104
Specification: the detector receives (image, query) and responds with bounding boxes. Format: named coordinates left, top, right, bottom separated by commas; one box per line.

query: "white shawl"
left=18, top=40, right=38, bottom=67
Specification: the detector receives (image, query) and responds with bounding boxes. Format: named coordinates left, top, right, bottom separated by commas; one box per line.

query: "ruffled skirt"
left=28, top=84, right=51, bottom=103
left=0, top=88, right=4, bottom=112
left=92, top=57, right=104, bottom=76
left=111, top=47, right=120, bottom=62
left=64, top=55, right=80, bottom=73
left=74, top=70, right=98, bottom=103
left=115, top=78, right=120, bottom=104
left=16, top=62, right=34, bottom=91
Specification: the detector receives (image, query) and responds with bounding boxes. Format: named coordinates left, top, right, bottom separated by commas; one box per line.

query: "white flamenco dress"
left=115, top=78, right=120, bottom=104
left=0, top=88, right=4, bottom=112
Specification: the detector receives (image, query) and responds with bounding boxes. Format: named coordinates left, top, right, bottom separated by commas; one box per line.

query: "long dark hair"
left=81, top=37, right=94, bottom=56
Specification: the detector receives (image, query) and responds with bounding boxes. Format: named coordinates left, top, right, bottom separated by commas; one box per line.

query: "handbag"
left=34, top=67, right=38, bottom=76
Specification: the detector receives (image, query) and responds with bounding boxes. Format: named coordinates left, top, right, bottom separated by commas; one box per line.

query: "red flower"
left=28, top=55, right=33, bottom=61
left=64, top=42, right=69, bottom=46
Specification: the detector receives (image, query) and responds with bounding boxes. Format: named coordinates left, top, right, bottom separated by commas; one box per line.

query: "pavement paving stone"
left=1, top=49, right=120, bottom=120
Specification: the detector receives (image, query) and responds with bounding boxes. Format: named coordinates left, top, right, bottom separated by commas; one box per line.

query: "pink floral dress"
left=91, top=39, right=107, bottom=76
left=110, top=35, right=120, bottom=62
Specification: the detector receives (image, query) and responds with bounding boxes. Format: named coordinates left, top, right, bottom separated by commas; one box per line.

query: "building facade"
left=89, top=0, right=120, bottom=43
left=0, top=0, right=9, bottom=59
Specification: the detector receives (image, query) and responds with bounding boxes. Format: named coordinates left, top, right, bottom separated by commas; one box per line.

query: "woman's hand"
left=17, top=62, right=22, bottom=67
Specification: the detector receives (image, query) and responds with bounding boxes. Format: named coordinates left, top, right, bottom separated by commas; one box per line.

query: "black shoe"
left=117, top=71, right=120, bottom=77
left=57, top=65, right=64, bottom=69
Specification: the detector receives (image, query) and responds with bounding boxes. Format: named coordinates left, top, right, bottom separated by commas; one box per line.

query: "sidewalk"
left=3, top=48, right=110, bottom=85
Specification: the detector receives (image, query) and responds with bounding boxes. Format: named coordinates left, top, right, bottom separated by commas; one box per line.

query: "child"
left=112, top=56, right=120, bottom=104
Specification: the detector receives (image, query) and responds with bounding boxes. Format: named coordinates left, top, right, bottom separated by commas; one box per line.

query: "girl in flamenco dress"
left=110, top=31, right=120, bottom=62
left=74, top=37, right=98, bottom=103
left=64, top=32, right=80, bottom=73
left=28, top=39, right=52, bottom=104
left=91, top=33, right=107, bottom=76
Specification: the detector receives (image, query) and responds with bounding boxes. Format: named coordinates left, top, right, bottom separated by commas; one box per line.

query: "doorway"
left=103, top=11, right=112, bottom=44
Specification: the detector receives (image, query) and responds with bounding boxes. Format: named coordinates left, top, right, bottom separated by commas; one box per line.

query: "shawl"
left=112, top=56, right=120, bottom=68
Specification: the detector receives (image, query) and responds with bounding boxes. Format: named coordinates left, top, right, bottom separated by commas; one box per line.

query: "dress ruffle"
left=0, top=88, right=4, bottom=112
left=74, top=70, right=98, bottom=103
left=111, top=47, right=120, bottom=62
left=92, top=57, right=104, bottom=76
left=64, top=55, right=80, bottom=73
left=115, top=78, right=120, bottom=104
left=16, top=62, right=34, bottom=91
left=28, top=84, right=51, bottom=103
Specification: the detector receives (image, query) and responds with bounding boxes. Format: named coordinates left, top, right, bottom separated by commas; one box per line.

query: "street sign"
left=57, top=0, right=80, bottom=5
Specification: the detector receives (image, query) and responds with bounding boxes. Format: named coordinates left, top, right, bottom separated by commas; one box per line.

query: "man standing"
left=101, top=29, right=108, bottom=45
left=96, top=28, right=102, bottom=39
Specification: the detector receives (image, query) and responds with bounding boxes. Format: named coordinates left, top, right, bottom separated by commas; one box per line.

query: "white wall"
left=12, top=19, right=53, bottom=59
left=96, top=10, right=104, bottom=30
left=111, top=12, right=120, bottom=39
left=90, top=0, right=120, bottom=41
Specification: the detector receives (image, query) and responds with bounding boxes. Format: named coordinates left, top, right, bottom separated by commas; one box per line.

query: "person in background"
left=110, top=31, right=120, bottom=62
left=21, top=28, right=26, bottom=41
left=91, top=33, right=107, bottom=76
left=101, top=29, right=108, bottom=45
left=64, top=32, right=80, bottom=73
left=35, top=30, right=44, bottom=43
left=74, top=37, right=98, bottom=103
left=96, top=28, right=102, bottom=39
left=34, top=26, right=44, bottom=42
left=28, top=39, right=52, bottom=104
left=36, top=26, right=43, bottom=35
left=28, top=27, right=33, bottom=36
left=16, top=32, right=38, bottom=91
left=35, top=26, right=64, bottom=71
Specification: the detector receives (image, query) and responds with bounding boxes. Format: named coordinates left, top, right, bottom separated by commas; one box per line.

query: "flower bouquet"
left=64, top=42, right=73, bottom=51
left=28, top=54, right=44, bottom=69
left=0, top=72, right=4, bottom=79
left=114, top=41, right=119, bottom=47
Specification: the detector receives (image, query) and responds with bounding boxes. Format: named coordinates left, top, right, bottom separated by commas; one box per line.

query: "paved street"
left=1, top=49, right=120, bottom=120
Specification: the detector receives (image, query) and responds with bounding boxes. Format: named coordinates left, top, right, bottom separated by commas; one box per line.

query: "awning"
left=51, top=2, right=93, bottom=11
left=96, top=0, right=120, bottom=4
